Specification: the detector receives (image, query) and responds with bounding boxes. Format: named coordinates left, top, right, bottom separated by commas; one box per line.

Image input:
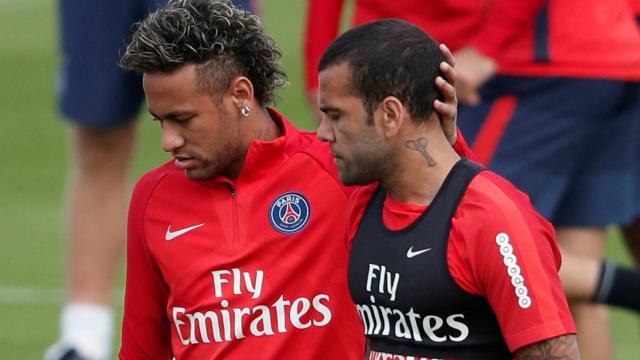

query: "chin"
left=184, top=168, right=214, bottom=180
left=340, top=168, right=378, bottom=186
left=339, top=173, right=365, bottom=187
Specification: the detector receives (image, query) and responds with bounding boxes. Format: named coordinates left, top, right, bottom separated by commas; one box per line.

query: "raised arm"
left=433, top=44, right=479, bottom=161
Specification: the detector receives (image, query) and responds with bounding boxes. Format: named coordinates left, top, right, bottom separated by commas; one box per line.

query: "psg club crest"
left=269, top=192, right=311, bottom=234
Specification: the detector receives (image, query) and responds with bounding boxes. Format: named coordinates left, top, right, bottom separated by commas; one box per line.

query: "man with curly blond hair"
left=45, top=0, right=259, bottom=359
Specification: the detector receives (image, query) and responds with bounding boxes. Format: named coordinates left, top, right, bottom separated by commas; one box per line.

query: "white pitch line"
left=0, top=0, right=41, bottom=5
left=0, top=285, right=63, bottom=304
left=0, top=285, right=124, bottom=304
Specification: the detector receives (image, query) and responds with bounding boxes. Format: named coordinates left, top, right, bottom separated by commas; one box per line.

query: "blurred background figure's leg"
left=557, top=228, right=611, bottom=359
left=44, top=1, right=161, bottom=359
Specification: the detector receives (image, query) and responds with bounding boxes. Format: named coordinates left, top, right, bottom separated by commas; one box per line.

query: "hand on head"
left=433, top=44, right=459, bottom=145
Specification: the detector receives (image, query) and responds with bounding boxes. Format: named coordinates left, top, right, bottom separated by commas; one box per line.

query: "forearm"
left=515, top=334, right=580, bottom=360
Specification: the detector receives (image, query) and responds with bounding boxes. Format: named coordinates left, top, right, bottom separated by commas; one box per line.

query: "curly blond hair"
left=121, top=0, right=287, bottom=105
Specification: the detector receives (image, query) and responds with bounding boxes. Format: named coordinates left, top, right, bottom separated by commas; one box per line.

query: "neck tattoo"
left=405, top=137, right=437, bottom=167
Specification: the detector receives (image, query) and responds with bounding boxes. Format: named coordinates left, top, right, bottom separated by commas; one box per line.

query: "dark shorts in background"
left=633, top=96, right=640, bottom=220
left=233, top=0, right=255, bottom=11
left=57, top=0, right=255, bottom=129
left=58, top=0, right=164, bottom=128
left=458, top=76, right=639, bottom=227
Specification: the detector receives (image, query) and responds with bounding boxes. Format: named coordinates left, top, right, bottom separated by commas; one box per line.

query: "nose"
left=316, top=117, right=335, bottom=143
left=161, top=122, right=186, bottom=152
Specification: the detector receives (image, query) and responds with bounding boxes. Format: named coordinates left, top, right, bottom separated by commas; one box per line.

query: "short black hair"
left=319, top=19, right=445, bottom=123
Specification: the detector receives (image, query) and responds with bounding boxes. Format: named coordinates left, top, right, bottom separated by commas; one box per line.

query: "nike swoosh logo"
left=165, top=223, right=205, bottom=241
left=406, top=246, right=432, bottom=258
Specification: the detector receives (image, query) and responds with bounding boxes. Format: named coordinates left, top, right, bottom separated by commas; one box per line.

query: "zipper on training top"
left=227, top=183, right=240, bottom=249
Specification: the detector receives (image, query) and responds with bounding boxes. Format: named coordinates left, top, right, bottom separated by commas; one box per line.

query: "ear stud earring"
left=241, top=105, right=251, bottom=117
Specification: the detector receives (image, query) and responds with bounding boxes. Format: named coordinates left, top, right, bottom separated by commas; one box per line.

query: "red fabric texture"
left=305, top=0, right=640, bottom=92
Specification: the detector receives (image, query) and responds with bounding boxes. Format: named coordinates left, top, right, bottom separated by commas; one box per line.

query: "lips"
left=330, top=149, right=343, bottom=166
left=332, top=154, right=344, bottom=168
left=173, top=155, right=197, bottom=170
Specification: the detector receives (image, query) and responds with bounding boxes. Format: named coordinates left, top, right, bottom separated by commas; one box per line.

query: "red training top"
left=120, top=109, right=365, bottom=359
left=346, top=170, right=576, bottom=354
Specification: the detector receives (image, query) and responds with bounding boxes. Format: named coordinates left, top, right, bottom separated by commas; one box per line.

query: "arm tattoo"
left=515, top=335, right=580, bottom=360
left=405, top=138, right=437, bottom=167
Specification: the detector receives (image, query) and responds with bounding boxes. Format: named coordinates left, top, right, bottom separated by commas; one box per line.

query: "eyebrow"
left=148, top=110, right=195, bottom=120
left=319, top=106, right=341, bottom=114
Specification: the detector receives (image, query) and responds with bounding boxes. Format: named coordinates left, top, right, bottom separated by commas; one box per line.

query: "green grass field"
left=0, top=0, right=638, bottom=358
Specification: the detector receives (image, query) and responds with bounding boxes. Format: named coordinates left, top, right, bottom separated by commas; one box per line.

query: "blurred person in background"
left=45, top=1, right=256, bottom=359
left=304, top=0, right=640, bottom=359
left=304, top=0, right=487, bottom=122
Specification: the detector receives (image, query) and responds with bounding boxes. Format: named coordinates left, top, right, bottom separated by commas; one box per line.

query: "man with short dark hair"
left=317, top=19, right=579, bottom=359
left=118, top=1, right=463, bottom=358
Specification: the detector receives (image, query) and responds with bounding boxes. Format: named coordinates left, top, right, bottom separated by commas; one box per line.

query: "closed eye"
left=320, top=107, right=341, bottom=122
left=148, top=111, right=195, bottom=125
left=170, top=115, right=194, bottom=124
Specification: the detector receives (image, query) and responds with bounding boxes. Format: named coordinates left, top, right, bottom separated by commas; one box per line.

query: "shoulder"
left=276, top=110, right=336, bottom=177
left=127, top=161, right=179, bottom=250
left=455, top=170, right=548, bottom=231
left=450, top=174, right=572, bottom=351
left=290, top=130, right=333, bottom=166
left=135, top=161, right=177, bottom=189
left=452, top=170, right=558, bottom=263
left=131, top=161, right=179, bottom=205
